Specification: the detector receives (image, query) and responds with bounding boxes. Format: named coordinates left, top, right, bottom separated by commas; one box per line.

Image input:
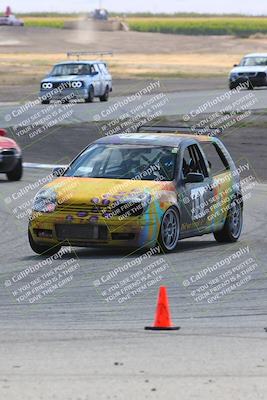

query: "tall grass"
left=127, top=17, right=267, bottom=36
left=17, top=14, right=267, bottom=36
left=23, top=16, right=77, bottom=29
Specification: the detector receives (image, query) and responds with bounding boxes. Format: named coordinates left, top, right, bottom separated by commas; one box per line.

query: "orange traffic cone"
left=145, top=286, right=180, bottom=331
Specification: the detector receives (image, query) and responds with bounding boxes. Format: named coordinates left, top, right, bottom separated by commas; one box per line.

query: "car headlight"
left=230, top=73, right=238, bottom=80
left=71, top=81, right=83, bottom=89
left=42, top=82, right=53, bottom=90
left=33, top=188, right=57, bottom=213
left=111, top=192, right=151, bottom=218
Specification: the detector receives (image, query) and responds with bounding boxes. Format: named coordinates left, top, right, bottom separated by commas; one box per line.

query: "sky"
left=1, top=0, right=267, bottom=15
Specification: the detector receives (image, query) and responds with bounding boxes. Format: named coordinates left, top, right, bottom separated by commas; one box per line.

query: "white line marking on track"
left=23, top=162, right=67, bottom=170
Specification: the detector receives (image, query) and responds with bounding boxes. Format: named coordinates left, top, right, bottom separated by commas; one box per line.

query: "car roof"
left=54, top=61, right=104, bottom=66
left=243, top=53, right=267, bottom=58
left=95, top=132, right=213, bottom=147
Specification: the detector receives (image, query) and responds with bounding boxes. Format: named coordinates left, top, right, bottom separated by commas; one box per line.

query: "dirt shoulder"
left=1, top=27, right=267, bottom=82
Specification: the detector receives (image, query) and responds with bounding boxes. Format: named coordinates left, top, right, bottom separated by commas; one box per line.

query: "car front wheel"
left=158, top=207, right=180, bottom=252
left=7, top=158, right=23, bottom=181
left=28, top=229, right=61, bottom=256
left=85, top=86, right=94, bottom=103
left=214, top=198, right=243, bottom=243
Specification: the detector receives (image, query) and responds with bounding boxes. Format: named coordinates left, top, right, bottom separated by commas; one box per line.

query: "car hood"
left=230, top=65, right=267, bottom=74
left=0, top=136, right=20, bottom=150
left=42, top=75, right=88, bottom=82
left=44, top=177, right=175, bottom=205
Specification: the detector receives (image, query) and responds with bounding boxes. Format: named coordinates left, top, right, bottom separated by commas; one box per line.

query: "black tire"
left=229, top=82, right=237, bottom=90
left=41, top=99, right=50, bottom=105
left=100, top=86, right=109, bottom=102
left=214, top=197, right=243, bottom=243
left=7, top=158, right=23, bottom=181
left=158, top=206, right=180, bottom=252
left=28, top=229, right=61, bottom=256
left=247, top=82, right=254, bottom=90
left=85, top=86, right=94, bottom=103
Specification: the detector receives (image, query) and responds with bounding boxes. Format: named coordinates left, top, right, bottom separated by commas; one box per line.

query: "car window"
left=65, top=144, right=176, bottom=181
left=182, top=144, right=208, bottom=178
left=98, top=64, right=107, bottom=74
left=240, top=57, right=267, bottom=66
left=201, top=142, right=229, bottom=176
left=93, top=64, right=100, bottom=73
left=51, top=63, right=92, bottom=76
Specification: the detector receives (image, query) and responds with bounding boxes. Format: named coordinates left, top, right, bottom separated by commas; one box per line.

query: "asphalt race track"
left=0, top=169, right=267, bottom=399
left=0, top=86, right=266, bottom=128
left=0, top=80, right=267, bottom=399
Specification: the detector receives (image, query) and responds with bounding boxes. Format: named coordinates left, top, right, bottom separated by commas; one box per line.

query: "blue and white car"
left=229, top=53, right=267, bottom=90
left=39, top=60, right=112, bottom=104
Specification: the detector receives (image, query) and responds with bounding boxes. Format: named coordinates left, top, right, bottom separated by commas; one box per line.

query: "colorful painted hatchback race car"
left=0, top=129, right=23, bottom=181
left=39, top=53, right=112, bottom=104
left=28, top=126, right=243, bottom=255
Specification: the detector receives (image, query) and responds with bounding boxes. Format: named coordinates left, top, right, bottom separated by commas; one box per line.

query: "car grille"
left=56, top=204, right=108, bottom=214
left=238, top=72, right=266, bottom=78
left=52, top=82, right=72, bottom=89
left=55, top=224, right=108, bottom=241
left=238, top=72, right=257, bottom=77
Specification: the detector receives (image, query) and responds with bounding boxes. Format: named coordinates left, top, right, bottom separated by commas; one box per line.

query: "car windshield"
left=50, top=63, right=92, bottom=76
left=64, top=144, right=177, bottom=181
left=240, top=57, right=267, bottom=67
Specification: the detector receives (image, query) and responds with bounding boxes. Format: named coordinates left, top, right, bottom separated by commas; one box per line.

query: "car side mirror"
left=91, top=71, right=99, bottom=76
left=0, top=129, right=7, bottom=137
left=233, top=64, right=238, bottom=67
left=52, top=167, right=66, bottom=177
left=185, top=172, right=204, bottom=183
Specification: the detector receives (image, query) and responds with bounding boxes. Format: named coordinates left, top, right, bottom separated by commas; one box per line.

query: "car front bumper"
left=39, top=88, right=88, bottom=101
left=29, top=211, right=161, bottom=249
left=230, top=72, right=267, bottom=87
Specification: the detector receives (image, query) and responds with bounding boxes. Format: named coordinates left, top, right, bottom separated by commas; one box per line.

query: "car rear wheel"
left=6, top=158, right=23, bottom=181
left=41, top=99, right=50, bottom=105
left=214, top=198, right=243, bottom=243
left=100, top=86, right=109, bottom=102
left=158, top=207, right=180, bottom=252
left=85, top=86, right=94, bottom=103
left=28, top=229, right=61, bottom=256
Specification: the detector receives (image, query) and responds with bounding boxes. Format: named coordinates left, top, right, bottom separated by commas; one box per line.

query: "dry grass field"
left=0, top=25, right=267, bottom=84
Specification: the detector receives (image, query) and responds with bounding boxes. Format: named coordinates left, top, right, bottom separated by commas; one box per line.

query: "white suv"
left=229, top=53, right=267, bottom=90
